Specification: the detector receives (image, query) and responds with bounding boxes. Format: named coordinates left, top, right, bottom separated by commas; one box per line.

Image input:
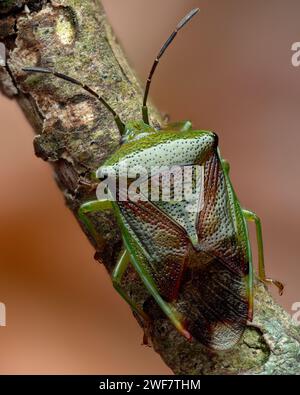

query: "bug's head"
left=121, top=120, right=156, bottom=144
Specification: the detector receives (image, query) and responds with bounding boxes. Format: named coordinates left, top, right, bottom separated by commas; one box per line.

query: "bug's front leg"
left=163, top=120, right=193, bottom=132
left=78, top=199, right=112, bottom=248
left=243, top=209, right=284, bottom=295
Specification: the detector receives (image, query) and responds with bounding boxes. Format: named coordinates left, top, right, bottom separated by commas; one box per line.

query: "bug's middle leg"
left=243, top=209, right=284, bottom=295
left=79, top=201, right=149, bottom=322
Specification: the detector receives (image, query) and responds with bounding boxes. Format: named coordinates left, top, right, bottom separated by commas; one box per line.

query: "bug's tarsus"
left=142, top=8, right=200, bottom=125
left=22, top=66, right=125, bottom=135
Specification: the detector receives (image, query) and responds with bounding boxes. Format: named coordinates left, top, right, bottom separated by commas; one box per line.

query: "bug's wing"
left=196, top=152, right=249, bottom=277
left=135, top=150, right=250, bottom=350
left=117, top=198, right=191, bottom=302
left=177, top=253, right=249, bottom=350
left=114, top=137, right=250, bottom=349
left=117, top=164, right=206, bottom=302
left=180, top=150, right=250, bottom=349
left=136, top=165, right=204, bottom=248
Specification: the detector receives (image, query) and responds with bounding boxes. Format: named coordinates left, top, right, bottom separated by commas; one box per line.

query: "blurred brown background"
left=0, top=0, right=300, bottom=374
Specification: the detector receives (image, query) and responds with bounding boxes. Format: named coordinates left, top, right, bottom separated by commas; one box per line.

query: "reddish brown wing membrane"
left=180, top=151, right=250, bottom=349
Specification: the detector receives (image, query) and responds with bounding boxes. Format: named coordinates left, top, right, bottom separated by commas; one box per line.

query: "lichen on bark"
left=1, top=0, right=299, bottom=374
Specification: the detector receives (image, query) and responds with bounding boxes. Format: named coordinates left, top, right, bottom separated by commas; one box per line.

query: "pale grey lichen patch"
left=54, top=100, right=96, bottom=130
left=248, top=283, right=300, bottom=374
left=55, top=12, right=75, bottom=45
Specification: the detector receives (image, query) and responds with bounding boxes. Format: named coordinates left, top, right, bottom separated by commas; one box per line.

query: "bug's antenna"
left=22, top=67, right=125, bottom=135
left=142, top=8, right=200, bottom=125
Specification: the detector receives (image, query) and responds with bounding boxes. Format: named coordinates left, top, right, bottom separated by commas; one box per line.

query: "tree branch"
left=1, top=0, right=299, bottom=374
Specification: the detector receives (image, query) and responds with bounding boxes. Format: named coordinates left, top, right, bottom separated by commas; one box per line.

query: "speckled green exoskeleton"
left=23, top=8, right=283, bottom=349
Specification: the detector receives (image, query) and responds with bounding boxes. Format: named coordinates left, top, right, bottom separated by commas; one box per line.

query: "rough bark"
left=1, top=0, right=299, bottom=375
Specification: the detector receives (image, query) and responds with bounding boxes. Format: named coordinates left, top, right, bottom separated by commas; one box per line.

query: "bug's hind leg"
left=243, top=209, right=284, bottom=295
left=79, top=200, right=192, bottom=341
left=221, top=159, right=230, bottom=174
left=113, top=248, right=192, bottom=343
left=112, top=249, right=149, bottom=322
left=122, top=237, right=192, bottom=341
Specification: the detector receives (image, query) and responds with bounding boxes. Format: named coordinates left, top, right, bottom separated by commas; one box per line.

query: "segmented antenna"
left=142, top=8, right=200, bottom=124
left=22, top=67, right=125, bottom=134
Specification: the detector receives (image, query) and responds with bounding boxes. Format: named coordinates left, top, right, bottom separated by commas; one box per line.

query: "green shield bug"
left=23, top=8, right=283, bottom=350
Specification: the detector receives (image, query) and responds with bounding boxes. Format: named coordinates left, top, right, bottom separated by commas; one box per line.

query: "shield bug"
left=23, top=8, right=283, bottom=349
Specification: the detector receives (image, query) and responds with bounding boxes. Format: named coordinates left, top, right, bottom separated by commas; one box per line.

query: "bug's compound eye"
left=210, top=132, right=219, bottom=148
left=120, top=135, right=128, bottom=144
left=122, top=120, right=156, bottom=143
